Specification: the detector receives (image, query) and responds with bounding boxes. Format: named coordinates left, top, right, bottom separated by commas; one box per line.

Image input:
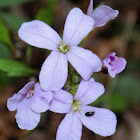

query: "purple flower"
left=49, top=78, right=117, bottom=139
left=102, top=52, right=127, bottom=78
left=7, top=81, right=52, bottom=130
left=87, top=0, right=119, bottom=27
left=18, top=7, right=102, bottom=91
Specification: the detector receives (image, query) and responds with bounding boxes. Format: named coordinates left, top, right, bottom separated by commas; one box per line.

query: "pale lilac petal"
left=7, top=82, right=35, bottom=111
left=18, top=81, right=35, bottom=95
left=74, top=78, right=105, bottom=105
left=102, top=52, right=127, bottom=78
left=52, top=89, right=73, bottom=104
left=108, top=52, right=116, bottom=58
left=7, top=93, right=27, bottom=111
left=66, top=46, right=102, bottom=80
left=74, top=78, right=95, bottom=100
left=7, top=94, right=18, bottom=111
left=39, top=51, right=68, bottom=91
left=56, top=112, right=82, bottom=140
left=78, top=105, right=117, bottom=137
left=15, top=98, right=40, bottom=130
left=109, top=57, right=127, bottom=78
left=18, top=20, right=61, bottom=51
left=87, top=0, right=93, bottom=16
left=116, top=57, right=127, bottom=73
left=30, top=83, right=52, bottom=113
left=91, top=5, right=119, bottom=27
left=63, top=7, right=94, bottom=46
left=102, top=58, right=111, bottom=69
left=49, top=89, right=73, bottom=113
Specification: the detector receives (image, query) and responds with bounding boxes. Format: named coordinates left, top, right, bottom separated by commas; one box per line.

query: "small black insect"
left=101, top=69, right=108, bottom=74
left=85, top=111, right=94, bottom=116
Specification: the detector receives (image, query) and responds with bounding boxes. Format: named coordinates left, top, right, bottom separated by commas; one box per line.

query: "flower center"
left=58, top=41, right=70, bottom=54
left=26, top=90, right=34, bottom=99
left=110, top=56, right=115, bottom=61
left=30, top=90, right=34, bottom=97
left=72, top=100, right=82, bottom=113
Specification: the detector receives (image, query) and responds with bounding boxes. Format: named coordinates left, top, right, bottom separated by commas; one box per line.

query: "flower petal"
left=66, top=46, right=102, bottom=80
left=115, top=57, right=127, bottom=74
left=7, top=93, right=18, bottom=111
left=18, top=81, right=35, bottom=95
left=78, top=105, right=117, bottom=137
left=18, top=20, right=61, bottom=51
left=87, top=0, right=93, bottom=16
left=56, top=112, right=82, bottom=140
left=102, top=52, right=127, bottom=78
left=74, top=78, right=105, bottom=105
left=30, top=83, right=52, bottom=113
left=49, top=89, right=73, bottom=113
left=109, top=57, right=127, bottom=78
left=15, top=98, right=40, bottom=130
left=39, top=51, right=68, bottom=91
left=7, top=92, right=27, bottom=111
left=91, top=5, right=119, bottom=27
left=63, top=7, right=94, bottom=46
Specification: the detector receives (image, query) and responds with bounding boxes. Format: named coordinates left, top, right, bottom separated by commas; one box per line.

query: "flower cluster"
left=7, top=0, right=126, bottom=139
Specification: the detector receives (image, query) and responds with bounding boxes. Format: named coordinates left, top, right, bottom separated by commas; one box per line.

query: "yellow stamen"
left=72, top=100, right=82, bottom=113
left=30, top=90, right=34, bottom=97
left=58, top=41, right=70, bottom=54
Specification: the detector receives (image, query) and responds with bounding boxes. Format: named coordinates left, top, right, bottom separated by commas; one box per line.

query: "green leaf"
left=0, top=19, right=14, bottom=49
left=0, top=42, right=12, bottom=59
left=0, top=0, right=35, bottom=8
left=0, top=43, right=12, bottom=86
left=0, top=12, right=27, bottom=32
left=0, top=59, right=36, bottom=77
left=35, top=0, right=57, bottom=25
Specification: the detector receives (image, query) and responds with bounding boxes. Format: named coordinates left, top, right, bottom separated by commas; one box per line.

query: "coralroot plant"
left=7, top=0, right=126, bottom=140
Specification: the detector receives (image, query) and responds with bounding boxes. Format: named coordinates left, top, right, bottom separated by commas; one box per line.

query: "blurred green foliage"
left=0, top=19, right=14, bottom=49
left=0, top=59, right=36, bottom=77
left=127, top=59, right=140, bottom=72
left=0, top=43, right=12, bottom=59
left=0, top=0, right=40, bottom=83
left=35, top=0, right=57, bottom=25
left=0, top=43, right=12, bottom=86
left=115, top=74, right=140, bottom=105
left=0, top=0, right=35, bottom=8
left=90, top=92, right=129, bottom=113
left=0, top=12, right=27, bottom=32
left=104, top=93, right=129, bottom=113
